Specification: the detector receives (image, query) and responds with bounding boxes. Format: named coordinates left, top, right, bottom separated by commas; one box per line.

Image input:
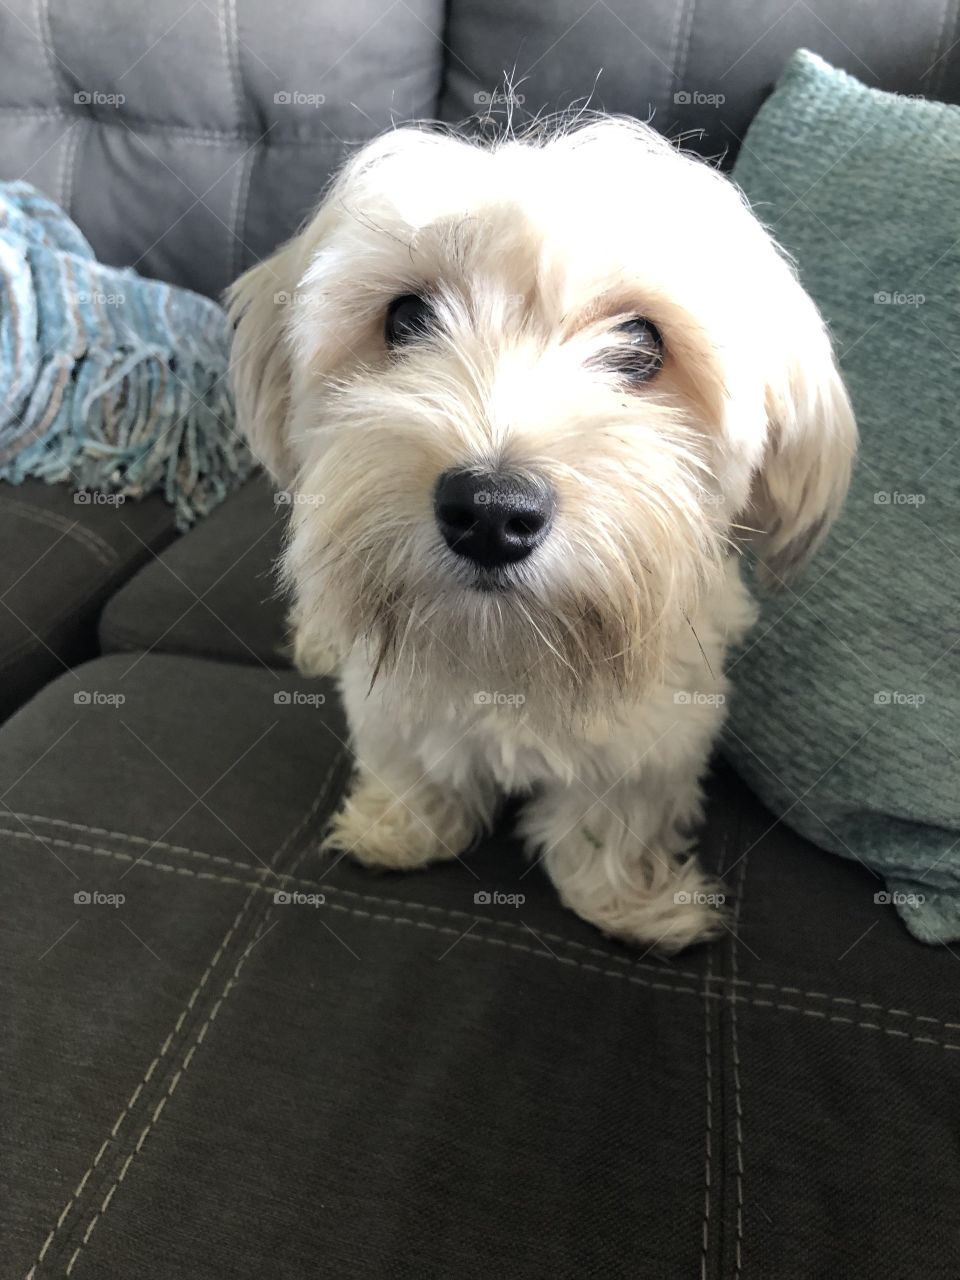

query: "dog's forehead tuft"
left=287, top=118, right=786, bottom=366
left=334, top=121, right=755, bottom=277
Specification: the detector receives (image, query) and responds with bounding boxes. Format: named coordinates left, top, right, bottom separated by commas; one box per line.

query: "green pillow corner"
left=724, top=49, right=960, bottom=944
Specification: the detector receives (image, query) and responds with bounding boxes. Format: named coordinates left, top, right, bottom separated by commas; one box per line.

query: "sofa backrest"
left=0, top=0, right=956, bottom=298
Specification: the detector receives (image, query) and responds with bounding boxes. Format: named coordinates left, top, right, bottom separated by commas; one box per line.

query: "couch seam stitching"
left=0, top=500, right=120, bottom=566
left=25, top=750, right=345, bottom=1278
left=57, top=117, right=84, bottom=220
left=674, top=0, right=698, bottom=92
left=228, top=146, right=255, bottom=282
left=0, top=106, right=370, bottom=145
left=62, top=918, right=267, bottom=1276
left=218, top=0, right=250, bottom=282
left=8, top=823, right=958, bottom=1052
left=218, top=0, right=244, bottom=126
left=701, top=910, right=715, bottom=1277
left=280, top=905, right=960, bottom=1051
left=31, top=0, right=60, bottom=104
left=670, top=0, right=701, bottom=107
left=10, top=811, right=251, bottom=865
left=60, top=780, right=338, bottom=1276
left=730, top=856, right=745, bottom=1277
left=7, top=819, right=959, bottom=1036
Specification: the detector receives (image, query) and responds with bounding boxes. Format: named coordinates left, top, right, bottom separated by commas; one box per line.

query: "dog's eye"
left=594, top=316, right=664, bottom=384
left=385, top=294, right=436, bottom=347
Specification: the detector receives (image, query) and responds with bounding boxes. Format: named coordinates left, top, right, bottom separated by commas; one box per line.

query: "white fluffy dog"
left=228, top=118, right=856, bottom=952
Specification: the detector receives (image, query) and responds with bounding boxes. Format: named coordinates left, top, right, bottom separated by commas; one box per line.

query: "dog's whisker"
left=683, top=613, right=716, bottom=679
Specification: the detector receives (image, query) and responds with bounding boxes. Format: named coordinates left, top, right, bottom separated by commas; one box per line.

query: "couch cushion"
left=2, top=1, right=957, bottom=303
left=439, top=0, right=958, bottom=158
left=100, top=473, right=289, bottom=668
left=2, top=652, right=957, bottom=1277
left=0, top=0, right=445, bottom=298
left=0, top=479, right=176, bottom=721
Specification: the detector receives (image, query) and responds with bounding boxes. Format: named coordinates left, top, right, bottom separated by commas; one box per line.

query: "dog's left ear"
left=226, top=241, right=307, bottom=489
left=747, top=272, right=857, bottom=586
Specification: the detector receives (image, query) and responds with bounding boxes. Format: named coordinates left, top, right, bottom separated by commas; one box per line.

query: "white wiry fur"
left=228, top=118, right=857, bottom=952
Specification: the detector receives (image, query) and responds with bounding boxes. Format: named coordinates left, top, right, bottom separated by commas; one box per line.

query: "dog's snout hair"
left=227, top=117, right=856, bottom=716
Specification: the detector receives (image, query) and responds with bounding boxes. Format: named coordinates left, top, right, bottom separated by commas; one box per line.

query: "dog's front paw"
left=560, top=852, right=728, bottom=953
left=289, top=623, right=341, bottom=677
left=521, top=788, right=726, bottom=952
left=325, top=772, right=479, bottom=871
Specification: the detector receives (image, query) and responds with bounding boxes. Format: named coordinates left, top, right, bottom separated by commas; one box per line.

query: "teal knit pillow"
left=725, top=51, right=960, bottom=943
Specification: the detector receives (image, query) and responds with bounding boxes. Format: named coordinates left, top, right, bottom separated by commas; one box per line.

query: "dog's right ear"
left=227, top=127, right=465, bottom=484
left=226, top=240, right=305, bottom=488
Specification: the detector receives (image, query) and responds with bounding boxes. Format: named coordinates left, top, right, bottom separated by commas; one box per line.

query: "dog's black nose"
left=434, top=469, right=556, bottom=569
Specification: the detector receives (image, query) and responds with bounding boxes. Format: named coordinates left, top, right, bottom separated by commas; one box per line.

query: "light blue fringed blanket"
left=0, top=181, right=252, bottom=527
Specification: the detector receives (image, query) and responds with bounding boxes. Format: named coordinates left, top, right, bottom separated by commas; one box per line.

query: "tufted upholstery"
left=0, top=0, right=444, bottom=298
left=0, top=0, right=957, bottom=299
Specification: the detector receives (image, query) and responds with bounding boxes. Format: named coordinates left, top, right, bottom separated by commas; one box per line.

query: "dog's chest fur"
left=338, top=560, right=757, bottom=799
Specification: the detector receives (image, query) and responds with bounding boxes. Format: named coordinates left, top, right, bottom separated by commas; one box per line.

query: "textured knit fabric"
left=0, top=181, right=252, bottom=529
left=725, top=51, right=960, bottom=943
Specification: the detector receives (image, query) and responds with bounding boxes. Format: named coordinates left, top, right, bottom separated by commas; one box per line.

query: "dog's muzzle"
left=434, top=469, right=555, bottom=570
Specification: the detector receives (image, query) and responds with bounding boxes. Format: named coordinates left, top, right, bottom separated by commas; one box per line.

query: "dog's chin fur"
left=285, top=398, right=727, bottom=732
left=228, top=115, right=857, bottom=952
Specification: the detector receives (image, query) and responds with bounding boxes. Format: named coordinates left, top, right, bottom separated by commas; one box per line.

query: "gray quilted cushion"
left=439, top=0, right=960, bottom=149
left=0, top=0, right=445, bottom=297
left=1, top=0, right=957, bottom=299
